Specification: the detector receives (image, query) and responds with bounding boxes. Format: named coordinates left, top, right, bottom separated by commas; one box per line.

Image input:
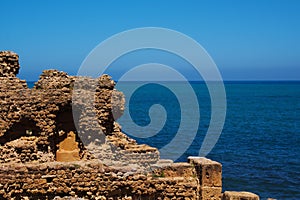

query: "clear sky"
left=1, top=0, right=299, bottom=81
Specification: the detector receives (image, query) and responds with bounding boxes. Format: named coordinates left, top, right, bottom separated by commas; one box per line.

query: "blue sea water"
left=27, top=82, right=35, bottom=88
left=27, top=81, right=300, bottom=199
left=116, top=81, right=300, bottom=200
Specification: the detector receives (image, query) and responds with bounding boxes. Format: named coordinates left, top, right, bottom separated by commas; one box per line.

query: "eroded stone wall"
left=0, top=51, right=159, bottom=165
left=0, top=161, right=198, bottom=200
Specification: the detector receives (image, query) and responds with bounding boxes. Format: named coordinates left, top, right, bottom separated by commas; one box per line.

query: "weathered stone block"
left=56, top=131, right=80, bottom=162
left=222, top=191, right=260, bottom=200
left=188, top=156, right=222, bottom=187
left=200, top=186, right=222, bottom=200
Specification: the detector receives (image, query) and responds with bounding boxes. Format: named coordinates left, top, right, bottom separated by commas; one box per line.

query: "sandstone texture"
left=56, top=131, right=80, bottom=162
left=222, top=191, right=260, bottom=200
left=0, top=161, right=198, bottom=199
left=0, top=51, right=20, bottom=77
left=188, top=156, right=222, bottom=200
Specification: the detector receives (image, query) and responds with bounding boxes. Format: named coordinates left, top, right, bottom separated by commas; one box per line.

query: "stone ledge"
left=222, top=191, right=260, bottom=200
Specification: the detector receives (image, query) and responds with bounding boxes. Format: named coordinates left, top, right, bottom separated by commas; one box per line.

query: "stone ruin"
left=0, top=51, right=260, bottom=200
left=0, top=51, right=158, bottom=165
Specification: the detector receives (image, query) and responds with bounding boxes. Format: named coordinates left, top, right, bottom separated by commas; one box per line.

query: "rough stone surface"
left=188, top=156, right=222, bottom=200
left=222, top=191, right=260, bottom=200
left=0, top=51, right=20, bottom=77
left=200, top=187, right=222, bottom=200
left=0, top=161, right=199, bottom=199
left=56, top=131, right=80, bottom=162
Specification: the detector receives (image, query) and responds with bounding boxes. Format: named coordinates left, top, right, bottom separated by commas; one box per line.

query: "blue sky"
left=1, top=0, right=299, bottom=81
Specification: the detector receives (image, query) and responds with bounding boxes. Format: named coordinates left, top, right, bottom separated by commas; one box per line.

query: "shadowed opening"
left=51, top=104, right=85, bottom=159
left=0, top=118, right=41, bottom=145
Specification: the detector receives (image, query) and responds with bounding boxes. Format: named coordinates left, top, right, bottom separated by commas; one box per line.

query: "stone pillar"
left=222, top=191, right=260, bottom=200
left=188, top=156, right=222, bottom=200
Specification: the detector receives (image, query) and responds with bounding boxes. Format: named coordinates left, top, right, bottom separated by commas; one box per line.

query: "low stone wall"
left=0, top=160, right=198, bottom=200
left=0, top=157, right=260, bottom=200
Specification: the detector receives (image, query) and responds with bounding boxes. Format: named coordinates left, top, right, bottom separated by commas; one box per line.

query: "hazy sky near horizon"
left=1, top=0, right=300, bottom=81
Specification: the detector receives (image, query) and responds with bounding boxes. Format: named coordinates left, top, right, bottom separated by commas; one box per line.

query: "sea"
left=28, top=81, right=300, bottom=200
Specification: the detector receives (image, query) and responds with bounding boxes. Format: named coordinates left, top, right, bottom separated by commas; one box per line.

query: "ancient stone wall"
left=0, top=51, right=159, bottom=165
left=0, top=156, right=260, bottom=200
left=0, top=161, right=198, bottom=200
